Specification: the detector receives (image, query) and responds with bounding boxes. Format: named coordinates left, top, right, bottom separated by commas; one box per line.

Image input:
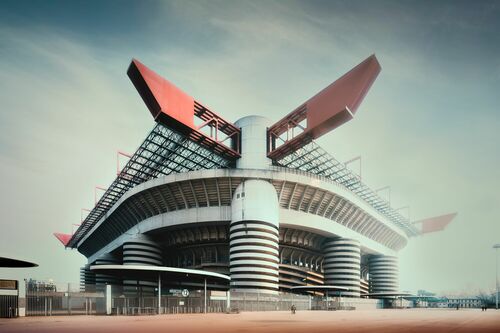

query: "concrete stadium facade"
left=77, top=116, right=406, bottom=298
left=59, top=55, right=453, bottom=304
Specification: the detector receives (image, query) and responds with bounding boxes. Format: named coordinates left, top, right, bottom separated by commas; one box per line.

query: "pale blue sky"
left=0, top=0, right=499, bottom=295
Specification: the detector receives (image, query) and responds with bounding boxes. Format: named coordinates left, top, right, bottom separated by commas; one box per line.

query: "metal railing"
left=25, top=280, right=105, bottom=316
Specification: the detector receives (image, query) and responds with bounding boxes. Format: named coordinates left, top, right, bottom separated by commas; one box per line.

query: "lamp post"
left=494, top=244, right=500, bottom=310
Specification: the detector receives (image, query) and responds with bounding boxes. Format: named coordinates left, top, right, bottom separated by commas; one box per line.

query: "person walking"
left=291, top=304, right=296, bottom=314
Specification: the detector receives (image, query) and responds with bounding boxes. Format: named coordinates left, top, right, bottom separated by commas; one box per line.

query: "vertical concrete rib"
left=368, top=255, right=399, bottom=293
left=323, top=238, right=361, bottom=297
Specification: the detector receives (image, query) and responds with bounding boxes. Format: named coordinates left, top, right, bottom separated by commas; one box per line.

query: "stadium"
left=54, top=54, right=455, bottom=312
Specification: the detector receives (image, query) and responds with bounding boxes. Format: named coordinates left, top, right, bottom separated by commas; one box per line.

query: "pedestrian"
left=291, top=304, right=296, bottom=314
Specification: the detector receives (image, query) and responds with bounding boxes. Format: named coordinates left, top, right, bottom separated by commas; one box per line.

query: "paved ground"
left=1, top=309, right=499, bottom=333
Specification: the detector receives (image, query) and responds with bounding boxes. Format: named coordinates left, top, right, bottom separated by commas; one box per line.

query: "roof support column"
left=158, top=274, right=161, bottom=315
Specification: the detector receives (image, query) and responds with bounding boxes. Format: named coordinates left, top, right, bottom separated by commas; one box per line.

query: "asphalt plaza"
left=1, top=308, right=500, bottom=333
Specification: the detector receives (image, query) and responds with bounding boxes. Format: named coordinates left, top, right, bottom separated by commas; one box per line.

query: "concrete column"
left=234, top=116, right=272, bottom=170
left=158, top=274, right=161, bottom=315
left=94, top=254, right=121, bottom=292
left=122, top=234, right=162, bottom=296
left=80, top=264, right=96, bottom=292
left=323, top=238, right=361, bottom=297
left=230, top=179, right=280, bottom=294
left=368, top=255, right=399, bottom=293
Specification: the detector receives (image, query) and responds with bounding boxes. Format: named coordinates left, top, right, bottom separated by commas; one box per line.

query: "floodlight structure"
left=56, top=55, right=456, bottom=299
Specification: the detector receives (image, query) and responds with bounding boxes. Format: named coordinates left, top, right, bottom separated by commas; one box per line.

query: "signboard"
left=168, top=288, right=190, bottom=297
left=210, top=290, right=227, bottom=301
left=0, top=280, right=17, bottom=290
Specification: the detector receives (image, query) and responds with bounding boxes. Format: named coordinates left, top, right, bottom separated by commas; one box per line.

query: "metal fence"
left=230, top=291, right=312, bottom=311
left=228, top=292, right=381, bottom=311
left=23, top=280, right=381, bottom=316
left=112, top=294, right=226, bottom=315
left=0, top=295, right=18, bottom=318
left=25, top=280, right=105, bottom=316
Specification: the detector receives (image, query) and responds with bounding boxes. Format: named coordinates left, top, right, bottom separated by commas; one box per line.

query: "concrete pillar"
left=94, top=254, right=121, bottom=292
left=323, top=238, right=361, bottom=297
left=230, top=179, right=280, bottom=293
left=234, top=116, right=272, bottom=170
left=122, top=234, right=162, bottom=297
left=368, top=255, right=399, bottom=293
left=80, top=264, right=96, bottom=292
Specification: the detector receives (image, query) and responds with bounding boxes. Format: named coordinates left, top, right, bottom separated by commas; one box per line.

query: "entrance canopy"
left=90, top=265, right=230, bottom=289
left=0, top=256, right=38, bottom=268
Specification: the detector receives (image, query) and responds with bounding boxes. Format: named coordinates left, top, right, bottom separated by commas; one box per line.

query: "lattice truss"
left=274, top=141, right=420, bottom=236
left=68, top=123, right=233, bottom=247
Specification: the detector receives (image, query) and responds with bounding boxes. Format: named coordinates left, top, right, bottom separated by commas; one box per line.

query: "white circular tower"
left=93, top=253, right=121, bottom=292
left=122, top=234, right=162, bottom=296
left=323, top=238, right=361, bottom=297
left=368, top=255, right=399, bottom=294
left=234, top=116, right=272, bottom=170
left=230, top=179, right=280, bottom=293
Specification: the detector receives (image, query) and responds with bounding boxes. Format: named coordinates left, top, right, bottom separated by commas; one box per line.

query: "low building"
left=447, top=298, right=484, bottom=308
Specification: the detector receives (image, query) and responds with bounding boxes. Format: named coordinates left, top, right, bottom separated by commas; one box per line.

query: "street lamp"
left=494, top=244, right=500, bottom=310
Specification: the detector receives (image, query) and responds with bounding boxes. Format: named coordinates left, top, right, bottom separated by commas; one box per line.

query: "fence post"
left=67, top=283, right=70, bottom=316
left=204, top=278, right=207, bottom=314
left=257, top=292, right=259, bottom=311
left=158, top=274, right=162, bottom=315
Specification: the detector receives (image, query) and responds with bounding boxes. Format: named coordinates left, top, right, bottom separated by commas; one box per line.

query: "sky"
left=0, top=0, right=499, bottom=296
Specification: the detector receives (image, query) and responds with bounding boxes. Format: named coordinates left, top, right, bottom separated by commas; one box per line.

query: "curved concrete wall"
left=93, top=254, right=121, bottom=291
left=230, top=179, right=280, bottom=293
left=368, top=255, right=399, bottom=294
left=122, top=235, right=162, bottom=296
left=79, top=264, right=95, bottom=292
left=78, top=169, right=408, bottom=258
left=323, top=238, right=361, bottom=297
left=235, top=116, right=272, bottom=169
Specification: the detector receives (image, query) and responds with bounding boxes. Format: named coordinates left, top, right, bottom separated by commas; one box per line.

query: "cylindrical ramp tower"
left=80, top=264, right=96, bottom=292
left=122, top=235, right=163, bottom=296
left=94, top=254, right=121, bottom=292
left=230, top=179, right=280, bottom=293
left=368, top=255, right=399, bottom=293
left=323, top=238, right=361, bottom=297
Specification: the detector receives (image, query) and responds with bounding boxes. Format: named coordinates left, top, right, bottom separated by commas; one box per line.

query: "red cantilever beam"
left=127, top=59, right=241, bottom=159
left=53, top=233, right=72, bottom=247
left=268, top=54, right=381, bottom=160
left=412, top=212, right=457, bottom=234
